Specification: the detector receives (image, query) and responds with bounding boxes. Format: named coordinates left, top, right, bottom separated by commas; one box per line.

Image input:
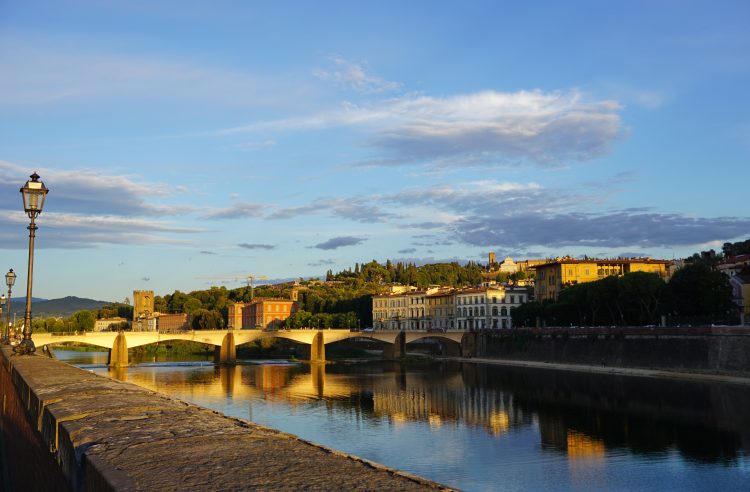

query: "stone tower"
left=488, top=252, right=497, bottom=266
left=133, top=290, right=155, bottom=321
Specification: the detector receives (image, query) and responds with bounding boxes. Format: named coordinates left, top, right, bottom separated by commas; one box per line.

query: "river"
left=54, top=350, right=750, bottom=491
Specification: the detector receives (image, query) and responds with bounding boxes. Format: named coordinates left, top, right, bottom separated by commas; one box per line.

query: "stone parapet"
left=0, top=348, right=450, bottom=491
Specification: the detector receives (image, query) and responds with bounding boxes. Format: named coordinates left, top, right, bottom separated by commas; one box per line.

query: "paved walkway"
left=442, top=355, right=750, bottom=385
left=5, top=351, right=454, bottom=491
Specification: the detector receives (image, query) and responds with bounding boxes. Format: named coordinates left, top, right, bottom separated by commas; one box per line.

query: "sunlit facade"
left=373, top=285, right=529, bottom=330
left=533, top=258, right=671, bottom=301
left=229, top=298, right=298, bottom=329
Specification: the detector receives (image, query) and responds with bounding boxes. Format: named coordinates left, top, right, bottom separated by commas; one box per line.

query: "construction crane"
left=244, top=274, right=269, bottom=301
left=195, top=274, right=269, bottom=301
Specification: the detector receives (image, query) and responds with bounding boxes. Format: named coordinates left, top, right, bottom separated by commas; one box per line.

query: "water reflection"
left=92, top=358, right=750, bottom=465
left=55, top=351, right=750, bottom=491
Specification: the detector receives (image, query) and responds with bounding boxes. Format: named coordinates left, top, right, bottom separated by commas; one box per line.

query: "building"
left=730, top=274, right=750, bottom=325
left=498, top=257, right=518, bottom=273
left=488, top=252, right=497, bottom=266
left=532, top=258, right=671, bottom=301
left=156, top=313, right=189, bottom=331
left=372, top=291, right=411, bottom=330
left=133, top=290, right=154, bottom=321
left=372, top=285, right=529, bottom=331
left=94, top=317, right=129, bottom=332
left=427, top=291, right=455, bottom=330
left=229, top=298, right=297, bottom=330
left=718, top=254, right=750, bottom=278
left=455, top=286, right=528, bottom=330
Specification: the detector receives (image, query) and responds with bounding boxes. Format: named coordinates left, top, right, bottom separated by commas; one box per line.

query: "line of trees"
left=327, top=260, right=486, bottom=288
left=511, top=263, right=734, bottom=327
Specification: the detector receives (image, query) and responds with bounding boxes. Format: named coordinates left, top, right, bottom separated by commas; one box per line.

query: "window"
left=510, top=295, right=515, bottom=303
left=585, top=269, right=590, bottom=275
left=568, top=268, right=573, bottom=276
left=492, top=297, right=497, bottom=303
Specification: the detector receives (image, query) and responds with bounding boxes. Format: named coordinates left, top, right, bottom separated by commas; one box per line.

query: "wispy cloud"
left=0, top=161, right=191, bottom=217
left=221, top=89, right=622, bottom=168
left=238, top=243, right=276, bottom=250
left=308, top=259, right=337, bottom=267
left=203, top=202, right=266, bottom=220
left=232, top=140, right=277, bottom=151
left=0, top=212, right=201, bottom=249
left=0, top=42, right=304, bottom=107
left=313, top=236, right=366, bottom=250
left=268, top=197, right=393, bottom=223
left=313, top=56, right=400, bottom=94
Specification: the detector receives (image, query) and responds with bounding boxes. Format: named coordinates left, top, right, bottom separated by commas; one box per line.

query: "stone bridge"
left=32, top=329, right=477, bottom=367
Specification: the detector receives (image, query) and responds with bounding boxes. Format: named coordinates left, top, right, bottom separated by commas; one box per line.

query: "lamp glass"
left=5, top=269, right=15, bottom=288
left=20, top=173, right=48, bottom=215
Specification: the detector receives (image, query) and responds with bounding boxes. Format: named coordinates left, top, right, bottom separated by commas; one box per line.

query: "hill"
left=6, top=296, right=112, bottom=318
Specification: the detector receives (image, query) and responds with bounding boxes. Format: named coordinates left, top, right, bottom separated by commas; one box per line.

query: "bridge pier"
left=108, top=332, right=128, bottom=368
left=461, top=332, right=477, bottom=358
left=383, top=331, right=406, bottom=359
left=214, top=332, right=236, bottom=364
left=310, top=332, right=325, bottom=363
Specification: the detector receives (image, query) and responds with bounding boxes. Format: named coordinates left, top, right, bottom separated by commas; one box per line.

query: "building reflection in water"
left=108, top=360, right=750, bottom=465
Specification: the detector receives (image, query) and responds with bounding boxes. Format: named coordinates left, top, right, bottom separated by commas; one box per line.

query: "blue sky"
left=1, top=0, right=749, bottom=301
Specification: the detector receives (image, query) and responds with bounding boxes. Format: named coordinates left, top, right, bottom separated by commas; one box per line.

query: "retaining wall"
left=0, top=348, right=447, bottom=491
left=481, top=327, right=750, bottom=376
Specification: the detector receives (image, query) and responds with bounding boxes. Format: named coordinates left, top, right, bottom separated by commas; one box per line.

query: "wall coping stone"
left=2, top=348, right=451, bottom=491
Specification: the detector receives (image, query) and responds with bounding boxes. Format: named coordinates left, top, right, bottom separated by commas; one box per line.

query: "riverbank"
left=438, top=355, right=750, bottom=386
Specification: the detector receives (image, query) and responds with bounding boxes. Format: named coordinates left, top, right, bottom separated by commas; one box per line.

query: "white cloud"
left=221, top=89, right=622, bottom=167
left=0, top=160, right=192, bottom=217
left=313, top=56, right=400, bottom=94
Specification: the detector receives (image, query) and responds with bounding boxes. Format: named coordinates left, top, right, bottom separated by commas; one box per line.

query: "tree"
left=69, top=310, right=95, bottom=332
left=667, top=263, right=733, bottom=323
left=191, top=309, right=224, bottom=330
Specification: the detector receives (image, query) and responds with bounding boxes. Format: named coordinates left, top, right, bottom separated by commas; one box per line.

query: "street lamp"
left=0, top=295, right=5, bottom=344
left=14, top=172, right=48, bottom=355
left=2, top=269, right=13, bottom=345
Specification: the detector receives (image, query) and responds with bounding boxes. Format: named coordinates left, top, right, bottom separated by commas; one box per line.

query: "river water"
left=54, top=350, right=750, bottom=491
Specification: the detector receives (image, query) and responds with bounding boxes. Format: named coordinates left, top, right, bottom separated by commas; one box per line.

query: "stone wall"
left=480, top=327, right=750, bottom=376
left=0, top=348, right=448, bottom=491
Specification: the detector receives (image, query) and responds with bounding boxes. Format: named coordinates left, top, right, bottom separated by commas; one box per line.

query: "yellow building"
left=426, top=291, right=455, bottom=330
left=532, top=258, right=671, bottom=301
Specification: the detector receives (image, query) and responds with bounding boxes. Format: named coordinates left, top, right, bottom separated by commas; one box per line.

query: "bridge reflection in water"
left=94, top=360, right=750, bottom=466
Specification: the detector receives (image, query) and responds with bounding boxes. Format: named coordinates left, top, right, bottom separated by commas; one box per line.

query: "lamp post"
left=14, top=173, right=48, bottom=355
left=0, top=295, right=5, bottom=344
left=3, top=269, right=15, bottom=345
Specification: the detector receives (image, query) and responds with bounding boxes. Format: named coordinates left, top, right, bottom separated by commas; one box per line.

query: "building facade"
left=730, top=274, right=750, bottom=325
left=372, top=285, right=529, bottom=331
left=132, top=290, right=154, bottom=321
left=94, top=317, right=129, bottom=332
left=532, top=258, right=671, bottom=301
left=156, top=313, right=189, bottom=331
left=228, top=298, right=297, bottom=330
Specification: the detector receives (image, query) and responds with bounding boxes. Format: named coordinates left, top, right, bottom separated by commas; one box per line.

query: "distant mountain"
left=5, top=296, right=112, bottom=318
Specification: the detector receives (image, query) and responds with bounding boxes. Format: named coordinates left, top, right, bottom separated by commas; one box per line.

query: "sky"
left=1, top=0, right=749, bottom=302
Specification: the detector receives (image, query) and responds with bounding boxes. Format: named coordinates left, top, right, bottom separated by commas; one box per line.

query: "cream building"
left=373, top=285, right=530, bottom=331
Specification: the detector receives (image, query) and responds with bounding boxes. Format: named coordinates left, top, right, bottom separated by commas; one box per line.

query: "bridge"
left=32, top=329, right=478, bottom=367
